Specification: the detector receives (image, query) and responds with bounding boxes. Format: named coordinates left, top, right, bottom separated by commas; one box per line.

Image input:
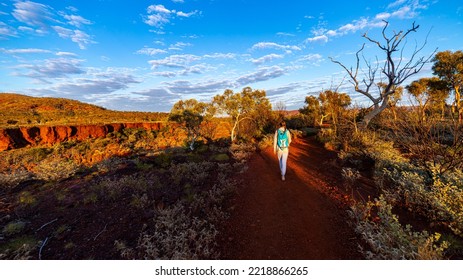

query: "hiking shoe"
left=282, top=175, right=285, bottom=181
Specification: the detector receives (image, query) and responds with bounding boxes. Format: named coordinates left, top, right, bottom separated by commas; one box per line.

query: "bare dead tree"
left=331, top=20, right=436, bottom=128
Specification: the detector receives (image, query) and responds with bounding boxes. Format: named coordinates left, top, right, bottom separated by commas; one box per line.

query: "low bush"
left=349, top=195, right=449, bottom=259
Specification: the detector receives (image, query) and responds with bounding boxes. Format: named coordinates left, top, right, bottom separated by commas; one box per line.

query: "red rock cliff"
left=0, top=122, right=164, bottom=151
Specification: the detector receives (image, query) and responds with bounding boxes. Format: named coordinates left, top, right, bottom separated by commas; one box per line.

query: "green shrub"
left=349, top=196, right=449, bottom=259
left=2, top=221, right=26, bottom=236
left=213, top=153, right=229, bottom=162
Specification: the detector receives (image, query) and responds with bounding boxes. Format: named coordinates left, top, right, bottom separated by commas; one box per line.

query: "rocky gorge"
left=0, top=122, right=165, bottom=151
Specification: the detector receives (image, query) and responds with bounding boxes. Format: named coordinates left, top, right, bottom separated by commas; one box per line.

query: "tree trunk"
left=456, top=87, right=462, bottom=123
left=361, top=95, right=390, bottom=128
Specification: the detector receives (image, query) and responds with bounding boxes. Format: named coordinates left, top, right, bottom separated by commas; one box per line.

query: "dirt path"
left=219, top=136, right=362, bottom=259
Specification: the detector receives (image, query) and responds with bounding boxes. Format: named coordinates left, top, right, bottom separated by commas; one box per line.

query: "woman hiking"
left=273, top=121, right=292, bottom=181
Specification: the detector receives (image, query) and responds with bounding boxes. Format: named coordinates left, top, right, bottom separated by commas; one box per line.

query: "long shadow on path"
left=219, top=137, right=362, bottom=260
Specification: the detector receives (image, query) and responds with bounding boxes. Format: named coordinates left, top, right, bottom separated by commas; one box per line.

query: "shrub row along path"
left=219, top=136, right=363, bottom=259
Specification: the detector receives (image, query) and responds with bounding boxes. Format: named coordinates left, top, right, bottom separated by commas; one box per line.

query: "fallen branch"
left=39, top=237, right=49, bottom=260
left=35, top=218, right=58, bottom=232
left=93, top=224, right=108, bottom=241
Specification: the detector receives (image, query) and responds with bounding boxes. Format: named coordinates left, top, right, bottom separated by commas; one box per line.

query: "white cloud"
left=9, top=2, right=95, bottom=48
left=144, top=4, right=199, bottom=29
left=147, top=4, right=172, bottom=14
left=251, top=42, right=302, bottom=51
left=305, top=35, right=329, bottom=43
left=0, top=22, right=18, bottom=38
left=387, top=0, right=407, bottom=9
left=203, top=53, right=237, bottom=60
left=53, top=26, right=95, bottom=49
left=250, top=54, right=284, bottom=65
left=145, top=13, right=170, bottom=28
left=66, top=6, right=79, bottom=13
left=391, top=6, right=413, bottom=19
left=375, top=12, right=391, bottom=20
left=12, top=1, right=56, bottom=32
left=56, top=51, right=78, bottom=57
left=0, top=48, right=51, bottom=54
left=266, top=82, right=305, bottom=97
left=298, top=54, right=324, bottom=65
left=160, top=66, right=290, bottom=95
left=13, top=57, right=85, bottom=82
left=307, top=0, right=428, bottom=43
left=176, top=11, right=198, bottom=18
left=276, top=32, right=296, bottom=37
left=162, top=79, right=233, bottom=94
left=326, top=30, right=337, bottom=36
left=168, top=42, right=192, bottom=51
left=338, top=18, right=369, bottom=34
left=136, top=47, right=167, bottom=56
left=61, top=14, right=93, bottom=28
left=235, top=66, right=288, bottom=86
left=26, top=68, right=141, bottom=103
left=148, top=54, right=201, bottom=70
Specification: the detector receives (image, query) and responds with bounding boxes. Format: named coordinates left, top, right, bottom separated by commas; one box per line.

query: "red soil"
left=219, top=137, right=364, bottom=259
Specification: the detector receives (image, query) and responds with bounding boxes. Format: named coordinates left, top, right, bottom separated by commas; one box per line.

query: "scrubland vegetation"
left=1, top=21, right=462, bottom=260
left=0, top=93, right=168, bottom=127
left=296, top=36, right=463, bottom=258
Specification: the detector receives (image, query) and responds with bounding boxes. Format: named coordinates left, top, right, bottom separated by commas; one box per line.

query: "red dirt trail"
left=219, top=137, right=363, bottom=260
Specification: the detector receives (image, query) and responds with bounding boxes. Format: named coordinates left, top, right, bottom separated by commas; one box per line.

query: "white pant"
left=277, top=148, right=289, bottom=176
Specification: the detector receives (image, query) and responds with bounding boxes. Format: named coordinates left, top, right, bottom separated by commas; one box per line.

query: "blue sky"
left=1, top=0, right=462, bottom=112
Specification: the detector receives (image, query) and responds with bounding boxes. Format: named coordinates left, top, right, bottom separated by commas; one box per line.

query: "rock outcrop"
left=0, top=122, right=164, bottom=151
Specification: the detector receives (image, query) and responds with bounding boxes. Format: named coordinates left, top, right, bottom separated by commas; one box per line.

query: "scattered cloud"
left=53, top=26, right=95, bottom=49
left=251, top=42, right=302, bottom=52
left=0, top=48, right=52, bottom=55
left=60, top=13, right=93, bottom=28
left=56, top=51, right=78, bottom=57
left=266, top=82, right=305, bottom=97
left=168, top=42, right=192, bottom=51
left=235, top=66, right=287, bottom=86
left=297, top=54, right=324, bottom=66
left=249, top=54, right=284, bottom=65
left=26, top=68, right=141, bottom=101
left=148, top=54, right=201, bottom=69
left=136, top=47, right=168, bottom=56
left=203, top=53, right=237, bottom=60
left=160, top=65, right=291, bottom=96
left=176, top=11, right=198, bottom=18
left=144, top=4, right=199, bottom=30
left=305, top=35, right=328, bottom=43
left=276, top=32, right=296, bottom=37
left=305, top=0, right=428, bottom=43
left=163, top=79, right=233, bottom=94
left=12, top=1, right=56, bottom=32
left=0, top=22, right=18, bottom=38
left=13, top=57, right=85, bottom=82
left=387, top=0, right=407, bottom=9
left=6, top=1, right=95, bottom=49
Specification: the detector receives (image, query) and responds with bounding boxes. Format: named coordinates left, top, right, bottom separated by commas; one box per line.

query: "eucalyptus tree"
left=213, top=87, right=272, bottom=142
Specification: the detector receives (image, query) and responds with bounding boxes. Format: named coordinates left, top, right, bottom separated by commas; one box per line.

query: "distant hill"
left=0, top=93, right=168, bottom=127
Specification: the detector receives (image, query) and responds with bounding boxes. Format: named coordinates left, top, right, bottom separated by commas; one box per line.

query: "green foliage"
left=213, top=153, right=230, bottom=162
left=18, top=191, right=37, bottom=206
left=114, top=159, right=237, bottom=260
left=432, top=50, right=463, bottom=122
left=2, top=221, right=26, bottom=236
left=169, top=99, right=208, bottom=150
left=349, top=196, right=449, bottom=259
left=0, top=236, right=37, bottom=260
left=213, top=87, right=272, bottom=142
